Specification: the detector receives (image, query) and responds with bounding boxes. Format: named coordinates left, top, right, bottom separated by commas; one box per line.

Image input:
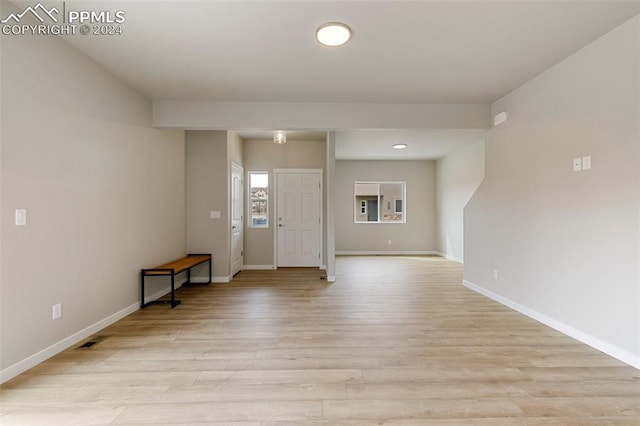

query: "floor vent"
left=77, top=335, right=109, bottom=349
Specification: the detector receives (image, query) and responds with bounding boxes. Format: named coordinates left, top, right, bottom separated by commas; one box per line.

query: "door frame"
left=273, top=168, right=323, bottom=269
left=230, top=161, right=244, bottom=277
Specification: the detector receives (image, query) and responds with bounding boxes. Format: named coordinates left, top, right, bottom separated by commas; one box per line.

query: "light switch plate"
left=582, top=155, right=591, bottom=170
left=52, top=303, right=62, bottom=320
left=210, top=211, right=221, bottom=219
left=15, top=209, right=27, bottom=226
left=572, top=158, right=582, bottom=172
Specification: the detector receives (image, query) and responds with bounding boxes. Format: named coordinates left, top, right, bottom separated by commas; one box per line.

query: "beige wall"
left=185, top=131, right=234, bottom=280
left=335, top=160, right=436, bottom=253
left=1, top=16, right=185, bottom=375
left=436, top=142, right=485, bottom=262
left=228, top=131, right=243, bottom=165
left=465, top=16, right=639, bottom=365
left=242, top=139, right=326, bottom=267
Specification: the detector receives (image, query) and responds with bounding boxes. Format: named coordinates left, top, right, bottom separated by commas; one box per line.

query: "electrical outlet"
left=582, top=155, right=591, bottom=170
left=388, top=240, right=392, bottom=245
left=52, top=303, right=62, bottom=320
left=493, top=269, right=499, bottom=280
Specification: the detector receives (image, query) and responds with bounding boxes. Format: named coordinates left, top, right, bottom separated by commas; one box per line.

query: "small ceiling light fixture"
left=316, top=22, right=351, bottom=47
left=273, top=130, right=287, bottom=144
left=393, top=143, right=408, bottom=150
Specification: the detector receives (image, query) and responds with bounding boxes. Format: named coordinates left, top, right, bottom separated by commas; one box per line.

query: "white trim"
left=247, top=170, right=269, bottom=229
left=213, top=276, right=231, bottom=283
left=230, top=161, right=244, bottom=277
left=186, top=278, right=212, bottom=284
left=354, top=181, right=407, bottom=224
left=336, top=251, right=440, bottom=256
left=437, top=251, right=464, bottom=263
left=242, top=265, right=276, bottom=270
left=0, top=274, right=218, bottom=383
left=274, top=169, right=324, bottom=268
left=0, top=287, right=165, bottom=384
left=463, top=279, right=640, bottom=370
left=326, top=275, right=336, bottom=282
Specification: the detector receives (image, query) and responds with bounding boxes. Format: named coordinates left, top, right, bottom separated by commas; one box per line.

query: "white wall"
left=464, top=16, right=640, bottom=367
left=436, top=142, right=485, bottom=263
left=325, top=132, right=336, bottom=280
left=1, top=13, right=185, bottom=380
left=335, top=160, right=437, bottom=254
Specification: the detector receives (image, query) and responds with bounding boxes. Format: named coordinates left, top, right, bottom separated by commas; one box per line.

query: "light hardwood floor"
left=2, top=256, right=639, bottom=425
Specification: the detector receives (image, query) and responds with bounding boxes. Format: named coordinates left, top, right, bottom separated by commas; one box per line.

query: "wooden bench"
left=140, top=253, right=212, bottom=308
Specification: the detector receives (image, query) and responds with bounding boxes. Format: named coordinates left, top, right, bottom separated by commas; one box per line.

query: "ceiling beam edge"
left=152, top=101, right=491, bottom=131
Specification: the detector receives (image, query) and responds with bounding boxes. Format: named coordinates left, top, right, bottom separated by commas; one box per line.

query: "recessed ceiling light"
left=393, top=144, right=408, bottom=150
left=316, top=22, right=351, bottom=47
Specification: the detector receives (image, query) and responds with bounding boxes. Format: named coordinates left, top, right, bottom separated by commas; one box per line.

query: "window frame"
left=248, top=171, right=269, bottom=228
left=354, top=181, right=406, bottom=224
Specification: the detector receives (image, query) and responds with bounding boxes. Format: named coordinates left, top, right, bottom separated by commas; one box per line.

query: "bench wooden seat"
left=140, top=253, right=212, bottom=308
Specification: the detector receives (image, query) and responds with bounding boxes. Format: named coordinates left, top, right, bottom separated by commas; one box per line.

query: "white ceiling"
left=53, top=0, right=640, bottom=104
left=24, top=0, right=640, bottom=159
left=235, top=129, right=485, bottom=159
left=335, top=129, right=486, bottom=160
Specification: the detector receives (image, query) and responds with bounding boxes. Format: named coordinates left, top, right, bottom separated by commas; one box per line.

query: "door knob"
left=278, top=224, right=284, bottom=227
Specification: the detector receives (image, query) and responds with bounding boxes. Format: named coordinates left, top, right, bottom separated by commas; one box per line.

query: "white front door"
left=231, top=163, right=244, bottom=276
left=276, top=172, right=321, bottom=267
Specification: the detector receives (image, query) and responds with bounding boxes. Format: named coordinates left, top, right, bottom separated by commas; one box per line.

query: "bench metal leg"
left=141, top=273, right=181, bottom=309
left=171, top=274, right=176, bottom=308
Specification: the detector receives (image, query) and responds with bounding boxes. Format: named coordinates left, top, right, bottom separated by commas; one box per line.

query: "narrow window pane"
left=249, top=172, right=268, bottom=228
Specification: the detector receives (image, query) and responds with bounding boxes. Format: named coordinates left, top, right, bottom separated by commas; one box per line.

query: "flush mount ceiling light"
left=273, top=130, right=287, bottom=144
left=393, top=144, right=408, bottom=150
left=316, top=22, right=351, bottom=47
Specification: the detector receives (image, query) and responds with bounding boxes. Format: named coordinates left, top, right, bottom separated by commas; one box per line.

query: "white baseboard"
left=463, top=279, right=640, bottom=370
left=437, top=252, right=464, bottom=263
left=213, top=276, right=230, bottom=283
left=0, top=283, right=150, bottom=384
left=336, top=251, right=439, bottom=256
left=242, top=265, right=276, bottom=270
left=326, top=275, right=336, bottom=282
left=183, top=278, right=211, bottom=284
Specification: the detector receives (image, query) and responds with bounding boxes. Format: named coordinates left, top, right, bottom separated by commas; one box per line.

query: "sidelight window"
left=249, top=172, right=269, bottom=228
